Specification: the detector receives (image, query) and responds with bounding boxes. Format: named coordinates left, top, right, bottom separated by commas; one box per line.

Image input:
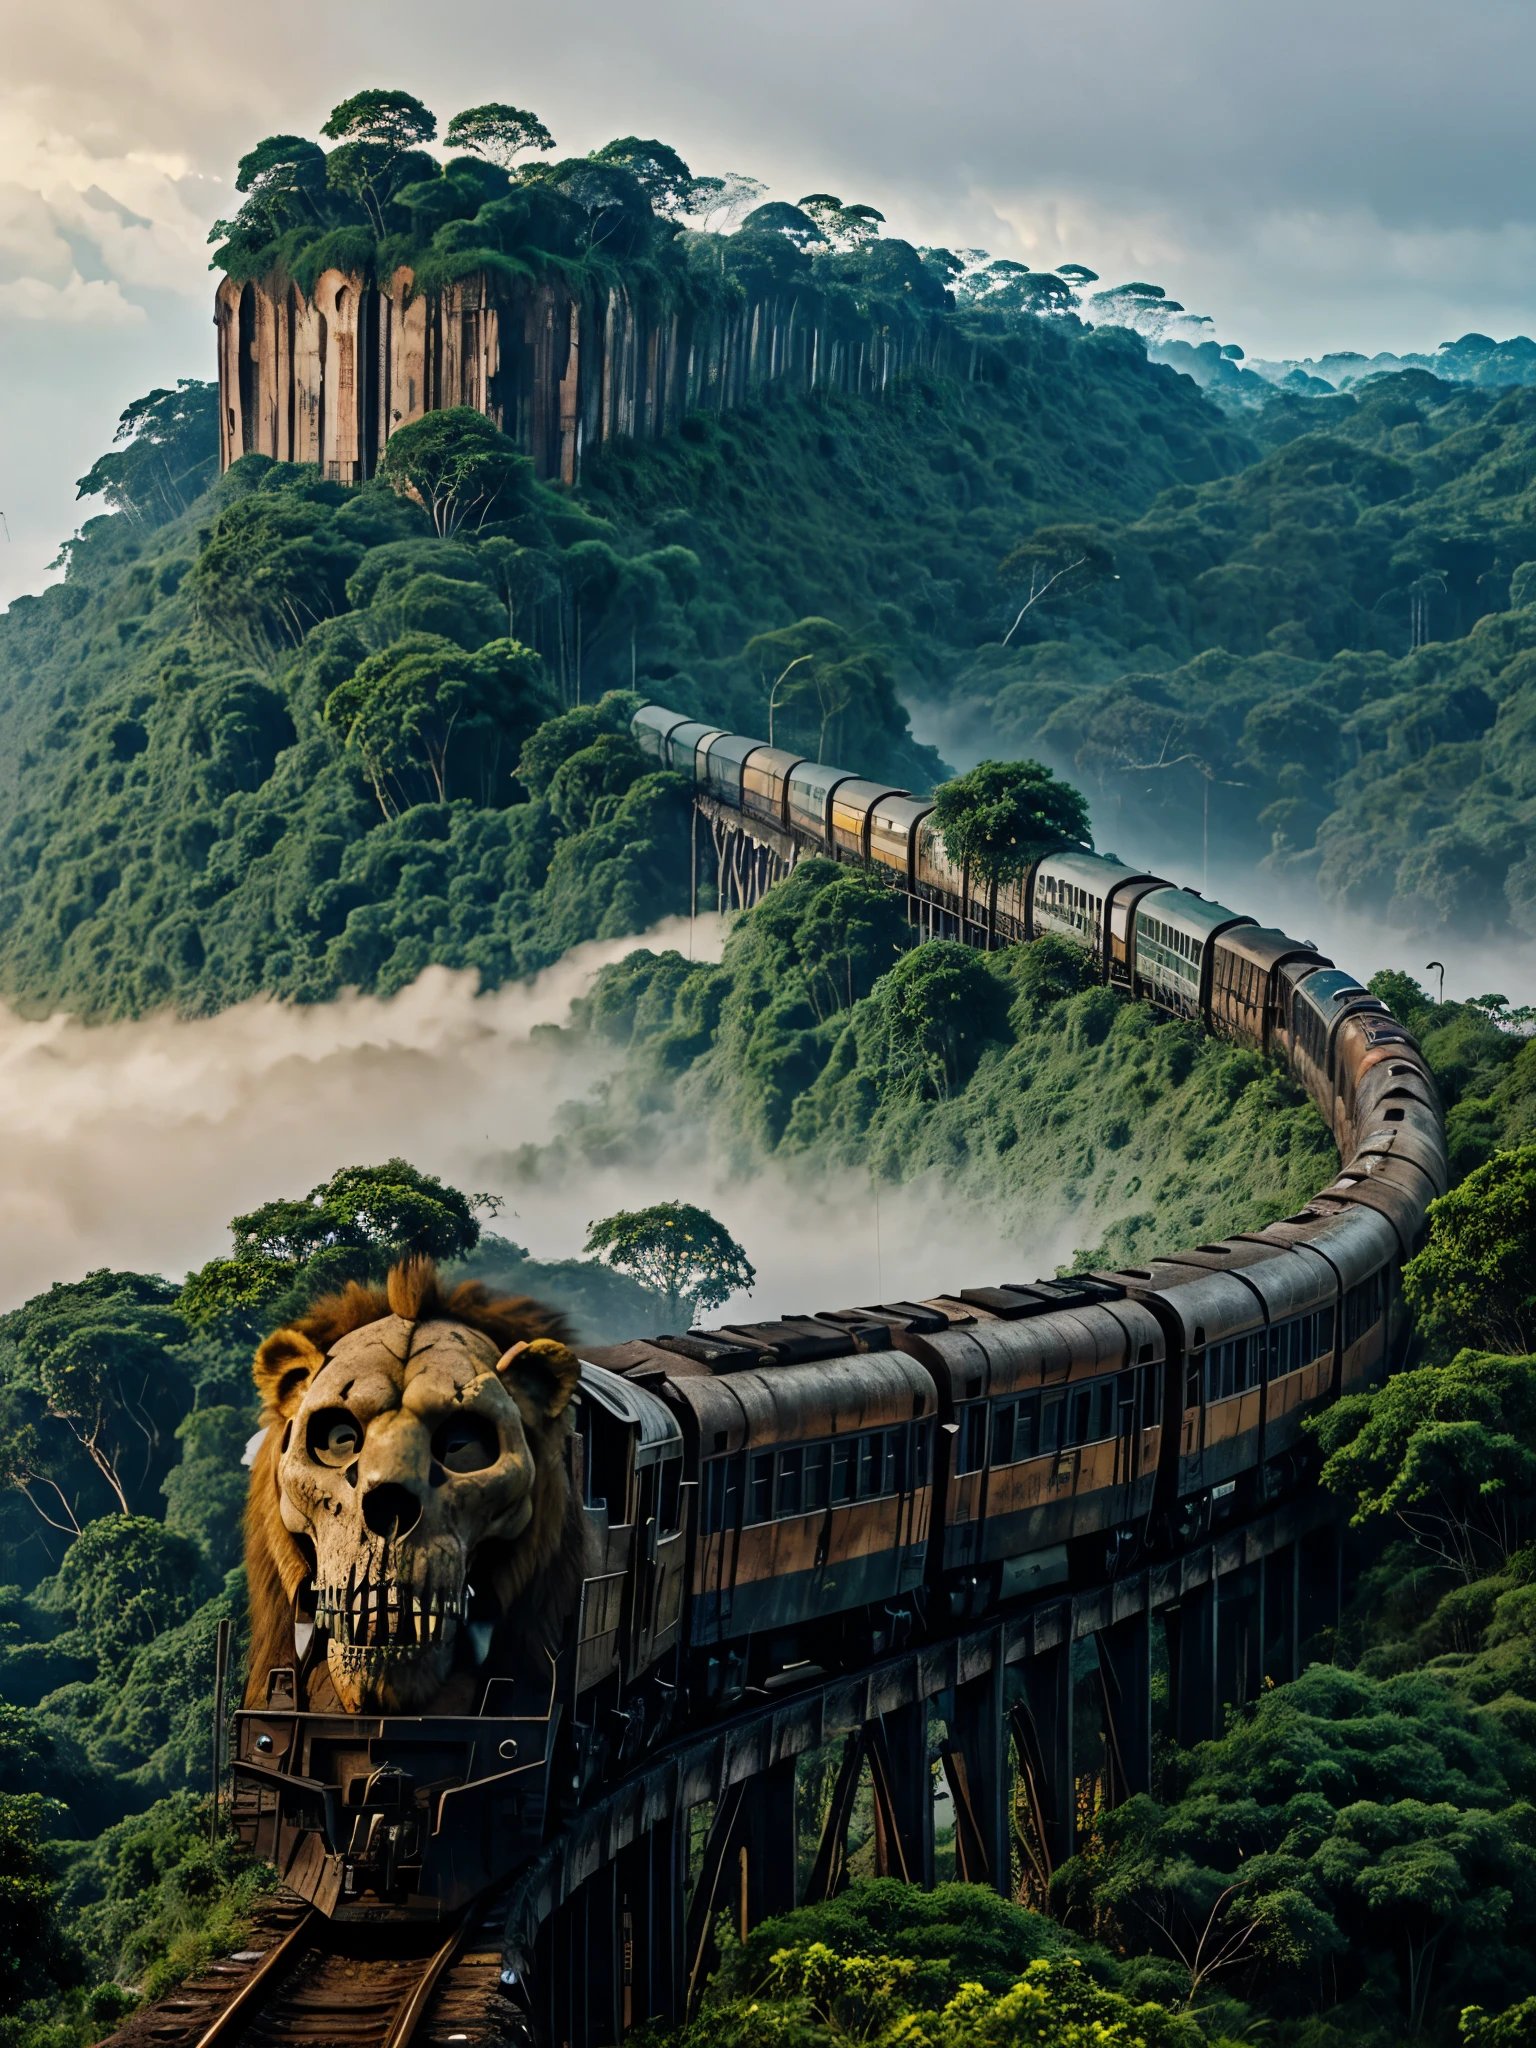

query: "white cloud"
left=0, top=272, right=145, bottom=324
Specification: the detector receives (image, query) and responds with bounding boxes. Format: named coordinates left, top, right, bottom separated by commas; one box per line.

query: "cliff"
left=216, top=268, right=961, bottom=485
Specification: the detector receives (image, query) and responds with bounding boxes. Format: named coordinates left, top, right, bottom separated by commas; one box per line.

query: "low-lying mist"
left=0, top=914, right=1057, bottom=1331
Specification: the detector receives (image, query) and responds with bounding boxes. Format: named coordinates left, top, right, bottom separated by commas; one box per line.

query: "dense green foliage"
left=961, top=373, right=1536, bottom=933
left=0, top=246, right=1256, bottom=1018
left=660, top=1883, right=1200, bottom=2048
left=563, top=862, right=1339, bottom=1268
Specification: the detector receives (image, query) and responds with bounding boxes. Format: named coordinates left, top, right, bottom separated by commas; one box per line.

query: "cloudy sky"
left=1, top=0, right=1532, bottom=597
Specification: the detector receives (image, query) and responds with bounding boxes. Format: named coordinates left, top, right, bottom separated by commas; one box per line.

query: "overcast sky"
left=1, top=0, right=1533, bottom=598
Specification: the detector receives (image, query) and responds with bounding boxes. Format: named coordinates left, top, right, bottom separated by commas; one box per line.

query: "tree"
left=686, top=172, right=767, bottom=232
left=996, top=526, right=1117, bottom=647
left=931, top=759, right=1091, bottom=890
left=592, top=136, right=695, bottom=216
left=181, top=1158, right=493, bottom=1331
left=378, top=407, right=531, bottom=537
left=35, top=1327, right=178, bottom=1517
left=58, top=1515, right=207, bottom=1680
left=75, top=381, right=219, bottom=529
left=320, top=91, right=439, bottom=238
left=797, top=192, right=886, bottom=249
left=444, top=102, right=555, bottom=168
left=739, top=200, right=825, bottom=251
left=188, top=485, right=363, bottom=668
left=880, top=943, right=1013, bottom=1101
left=584, top=1202, right=755, bottom=1326
left=1403, top=1147, right=1536, bottom=1356
left=0, top=1791, right=67, bottom=2018
left=323, top=630, right=555, bottom=813
left=1312, top=1350, right=1536, bottom=1579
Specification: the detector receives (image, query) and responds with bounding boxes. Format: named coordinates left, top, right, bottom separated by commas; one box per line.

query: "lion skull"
left=273, top=1312, right=546, bottom=1711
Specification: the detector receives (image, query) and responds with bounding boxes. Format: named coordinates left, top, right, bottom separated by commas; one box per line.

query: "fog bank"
left=0, top=912, right=1054, bottom=1324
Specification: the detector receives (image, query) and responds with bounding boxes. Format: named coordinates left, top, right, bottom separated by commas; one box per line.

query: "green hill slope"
left=0, top=321, right=1246, bottom=1018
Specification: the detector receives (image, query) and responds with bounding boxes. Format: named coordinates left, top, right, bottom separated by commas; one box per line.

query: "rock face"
left=215, top=266, right=952, bottom=483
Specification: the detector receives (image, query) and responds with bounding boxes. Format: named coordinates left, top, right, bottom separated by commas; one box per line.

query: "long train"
left=229, top=701, right=1443, bottom=1942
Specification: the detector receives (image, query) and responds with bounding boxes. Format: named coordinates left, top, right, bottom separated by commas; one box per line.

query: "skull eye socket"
left=308, top=1409, right=362, bottom=1466
left=432, top=1415, right=499, bottom=1475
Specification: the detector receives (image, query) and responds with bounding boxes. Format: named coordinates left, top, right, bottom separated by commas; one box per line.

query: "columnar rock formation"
left=215, top=267, right=958, bottom=483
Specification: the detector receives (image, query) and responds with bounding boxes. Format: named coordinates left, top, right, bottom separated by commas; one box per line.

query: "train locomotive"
left=229, top=701, right=1444, bottom=1936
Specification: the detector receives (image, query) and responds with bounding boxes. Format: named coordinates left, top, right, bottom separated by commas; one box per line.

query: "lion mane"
left=243, top=1257, right=591, bottom=1708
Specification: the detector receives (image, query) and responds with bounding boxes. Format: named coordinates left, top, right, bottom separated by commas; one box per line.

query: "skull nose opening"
left=362, top=1482, right=422, bottom=1540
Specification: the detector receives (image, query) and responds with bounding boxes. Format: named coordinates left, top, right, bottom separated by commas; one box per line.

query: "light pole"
left=1426, top=960, right=1445, bottom=1004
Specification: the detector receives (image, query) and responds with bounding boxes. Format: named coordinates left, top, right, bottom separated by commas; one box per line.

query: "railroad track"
left=103, top=1891, right=522, bottom=2048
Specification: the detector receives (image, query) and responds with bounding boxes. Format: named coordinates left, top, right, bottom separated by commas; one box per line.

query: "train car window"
left=804, top=1443, right=830, bottom=1511
left=858, top=1434, right=886, bottom=1497
left=888, top=1428, right=909, bottom=1493
left=658, top=1457, right=682, bottom=1533
left=1186, top=1355, right=1204, bottom=1408
left=831, top=1440, right=856, bottom=1504
left=1207, top=1332, right=1264, bottom=1402
left=749, top=1452, right=774, bottom=1523
left=700, top=1453, right=744, bottom=1532
left=956, top=1403, right=989, bottom=1474
left=913, top=1421, right=931, bottom=1485
left=1040, top=1391, right=1064, bottom=1453
left=1344, top=1272, right=1388, bottom=1347
left=776, top=1447, right=804, bottom=1517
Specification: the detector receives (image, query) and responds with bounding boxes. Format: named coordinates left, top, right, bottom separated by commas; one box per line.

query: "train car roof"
left=1293, top=966, right=1372, bottom=1012
left=831, top=778, right=908, bottom=815
left=631, top=704, right=691, bottom=748
left=916, top=1298, right=1166, bottom=1398
left=1135, top=886, right=1255, bottom=942
left=1090, top=1260, right=1279, bottom=1348
left=1154, top=1242, right=1335, bottom=1321
left=1215, top=925, right=1332, bottom=973
left=1035, top=848, right=1142, bottom=891
left=663, top=719, right=726, bottom=760
left=662, top=1348, right=936, bottom=1454
left=742, top=744, right=805, bottom=780
left=1246, top=1198, right=1401, bottom=1288
left=871, top=793, right=935, bottom=833
left=703, top=732, right=763, bottom=770
left=789, top=760, right=860, bottom=797
left=578, top=1361, right=684, bottom=1465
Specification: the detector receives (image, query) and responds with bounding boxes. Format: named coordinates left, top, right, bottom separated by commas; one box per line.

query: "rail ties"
left=101, top=1895, right=506, bottom=2048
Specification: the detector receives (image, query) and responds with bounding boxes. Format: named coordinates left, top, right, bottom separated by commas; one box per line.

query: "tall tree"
left=584, top=1202, right=754, bottom=1326
left=931, top=759, right=1091, bottom=890
left=444, top=102, right=556, bottom=168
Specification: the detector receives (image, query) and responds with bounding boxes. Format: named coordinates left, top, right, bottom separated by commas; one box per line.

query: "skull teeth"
left=309, top=1579, right=463, bottom=1653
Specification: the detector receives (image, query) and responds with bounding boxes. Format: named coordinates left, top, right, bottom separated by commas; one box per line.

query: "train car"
left=659, top=720, right=727, bottom=779
left=1090, top=1241, right=1342, bottom=1531
left=884, top=1283, right=1167, bottom=1611
left=701, top=733, right=764, bottom=807
left=1209, top=926, right=1330, bottom=1052
left=870, top=793, right=936, bottom=898
left=633, top=705, right=694, bottom=761
left=913, top=814, right=970, bottom=937
left=741, top=746, right=805, bottom=831
left=651, top=1345, right=938, bottom=1700
left=1131, top=887, right=1256, bottom=1020
left=1248, top=1201, right=1401, bottom=1395
left=831, top=779, right=909, bottom=863
left=788, top=760, right=861, bottom=851
left=1031, top=851, right=1151, bottom=975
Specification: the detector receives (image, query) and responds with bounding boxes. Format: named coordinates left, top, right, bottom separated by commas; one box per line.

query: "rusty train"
left=230, top=699, right=1444, bottom=1951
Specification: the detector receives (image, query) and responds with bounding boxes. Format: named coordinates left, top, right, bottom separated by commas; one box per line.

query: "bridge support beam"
left=741, top=1755, right=799, bottom=1925
left=872, top=1702, right=933, bottom=1887
left=1168, top=1581, right=1216, bottom=1747
left=1014, top=1639, right=1074, bottom=1874
left=947, top=1633, right=1009, bottom=1894
left=1097, top=1611, right=1152, bottom=1800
